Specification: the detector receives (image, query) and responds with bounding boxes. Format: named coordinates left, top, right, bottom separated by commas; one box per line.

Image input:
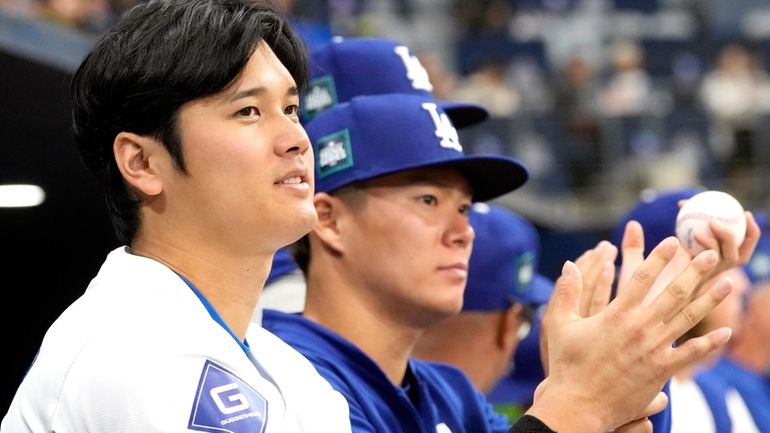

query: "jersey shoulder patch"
left=188, top=360, right=268, bottom=433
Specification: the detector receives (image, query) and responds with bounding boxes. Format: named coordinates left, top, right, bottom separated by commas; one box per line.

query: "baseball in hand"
left=675, top=190, right=746, bottom=256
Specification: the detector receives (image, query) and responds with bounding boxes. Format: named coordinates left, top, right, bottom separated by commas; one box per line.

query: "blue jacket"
left=710, top=357, right=770, bottom=431
left=263, top=309, right=511, bottom=433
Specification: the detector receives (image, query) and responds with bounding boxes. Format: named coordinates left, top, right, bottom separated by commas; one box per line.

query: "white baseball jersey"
left=1, top=246, right=351, bottom=433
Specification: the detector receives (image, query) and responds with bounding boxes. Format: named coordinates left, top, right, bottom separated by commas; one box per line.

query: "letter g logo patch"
left=189, top=360, right=268, bottom=433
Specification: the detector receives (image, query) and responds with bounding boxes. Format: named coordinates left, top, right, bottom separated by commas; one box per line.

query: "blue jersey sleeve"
left=650, top=380, right=671, bottom=433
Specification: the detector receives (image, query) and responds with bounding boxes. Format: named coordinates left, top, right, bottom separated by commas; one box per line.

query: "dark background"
left=1, top=46, right=119, bottom=414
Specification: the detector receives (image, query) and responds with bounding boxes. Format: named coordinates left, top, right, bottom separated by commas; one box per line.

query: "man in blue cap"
left=258, top=36, right=489, bottom=314
left=262, top=92, right=740, bottom=433
left=487, top=313, right=549, bottom=421
left=412, top=203, right=552, bottom=394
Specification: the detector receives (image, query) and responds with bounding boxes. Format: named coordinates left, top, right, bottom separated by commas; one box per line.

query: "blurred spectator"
left=553, top=54, right=604, bottom=188
left=272, top=0, right=333, bottom=50
left=598, top=38, right=653, bottom=116
left=451, top=0, right=522, bottom=117
left=453, top=55, right=522, bottom=117
left=0, top=0, right=40, bottom=17
left=509, top=57, right=553, bottom=114
left=416, top=48, right=460, bottom=101
left=698, top=43, right=770, bottom=192
left=452, top=0, right=517, bottom=75
left=39, top=0, right=117, bottom=34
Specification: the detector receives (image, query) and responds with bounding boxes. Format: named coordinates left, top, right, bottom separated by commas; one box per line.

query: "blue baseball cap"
left=305, top=94, right=528, bottom=202
left=301, top=37, right=488, bottom=128
left=463, top=203, right=553, bottom=310
left=745, top=211, right=770, bottom=285
left=612, top=187, right=704, bottom=259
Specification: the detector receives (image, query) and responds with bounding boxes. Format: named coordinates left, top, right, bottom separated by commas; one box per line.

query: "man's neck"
left=303, top=279, right=420, bottom=385
left=130, top=235, right=271, bottom=340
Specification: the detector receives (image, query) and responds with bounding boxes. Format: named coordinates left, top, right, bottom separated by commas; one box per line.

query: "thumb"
left=549, top=260, right=582, bottom=326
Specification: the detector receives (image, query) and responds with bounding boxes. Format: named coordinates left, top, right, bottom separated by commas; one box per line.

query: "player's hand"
left=678, top=201, right=760, bottom=273
left=540, top=239, right=618, bottom=375
left=527, top=237, right=733, bottom=433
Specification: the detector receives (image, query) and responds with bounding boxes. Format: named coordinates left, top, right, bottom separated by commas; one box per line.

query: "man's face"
left=338, top=167, right=475, bottom=328
left=160, top=42, right=316, bottom=254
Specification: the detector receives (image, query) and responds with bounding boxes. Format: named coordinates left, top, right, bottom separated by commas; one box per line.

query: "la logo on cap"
left=317, top=129, right=354, bottom=178
left=393, top=45, right=433, bottom=92
left=421, top=103, right=462, bottom=152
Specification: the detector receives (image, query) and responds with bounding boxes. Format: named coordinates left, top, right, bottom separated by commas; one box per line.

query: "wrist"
left=525, top=386, right=608, bottom=433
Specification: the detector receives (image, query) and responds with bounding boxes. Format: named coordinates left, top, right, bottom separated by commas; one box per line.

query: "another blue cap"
left=463, top=203, right=553, bottom=310
left=612, top=187, right=703, bottom=259
left=487, top=319, right=545, bottom=406
left=745, top=211, right=770, bottom=285
left=301, top=37, right=488, bottom=128
left=305, top=94, right=528, bottom=202
left=267, top=247, right=299, bottom=285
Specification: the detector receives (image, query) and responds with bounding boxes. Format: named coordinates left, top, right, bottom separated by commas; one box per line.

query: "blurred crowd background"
left=4, top=0, right=770, bottom=225
left=2, top=0, right=770, bottom=413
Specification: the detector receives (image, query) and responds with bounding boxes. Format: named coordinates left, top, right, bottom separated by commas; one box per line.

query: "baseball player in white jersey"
left=1, top=1, right=351, bottom=432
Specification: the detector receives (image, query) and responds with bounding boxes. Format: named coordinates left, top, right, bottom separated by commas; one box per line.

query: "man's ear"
left=312, top=192, right=348, bottom=254
left=113, top=132, right=165, bottom=197
left=497, top=303, right=524, bottom=352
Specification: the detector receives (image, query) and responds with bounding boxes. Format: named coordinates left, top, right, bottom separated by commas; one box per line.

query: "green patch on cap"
left=316, top=129, right=354, bottom=178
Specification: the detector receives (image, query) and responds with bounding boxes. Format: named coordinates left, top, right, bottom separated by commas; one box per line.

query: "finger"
left=614, top=237, right=679, bottom=310
left=609, top=391, right=665, bottom=432
left=589, top=260, right=615, bottom=316
left=618, top=220, right=645, bottom=295
left=736, top=211, right=760, bottom=263
left=612, top=418, right=653, bottom=433
left=579, top=242, right=617, bottom=317
left=539, top=320, right=549, bottom=376
left=639, top=391, right=668, bottom=418
left=576, top=243, right=606, bottom=316
left=576, top=245, right=599, bottom=317
left=695, top=219, right=738, bottom=263
left=693, top=229, right=720, bottom=255
left=646, top=249, right=719, bottom=324
left=661, top=277, right=732, bottom=341
left=549, top=261, right=583, bottom=327
left=668, top=326, right=732, bottom=374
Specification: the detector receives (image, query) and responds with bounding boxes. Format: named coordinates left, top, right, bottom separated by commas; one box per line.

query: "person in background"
left=709, top=212, right=770, bottom=431
left=486, top=308, right=549, bottom=422
left=599, top=38, right=653, bottom=117
left=1, top=1, right=353, bottom=431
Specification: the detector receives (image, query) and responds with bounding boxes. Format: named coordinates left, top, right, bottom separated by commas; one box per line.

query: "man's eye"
left=285, top=104, right=300, bottom=116
left=458, top=203, right=471, bottom=215
left=237, top=106, right=259, bottom=117
left=420, top=195, right=437, bottom=205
